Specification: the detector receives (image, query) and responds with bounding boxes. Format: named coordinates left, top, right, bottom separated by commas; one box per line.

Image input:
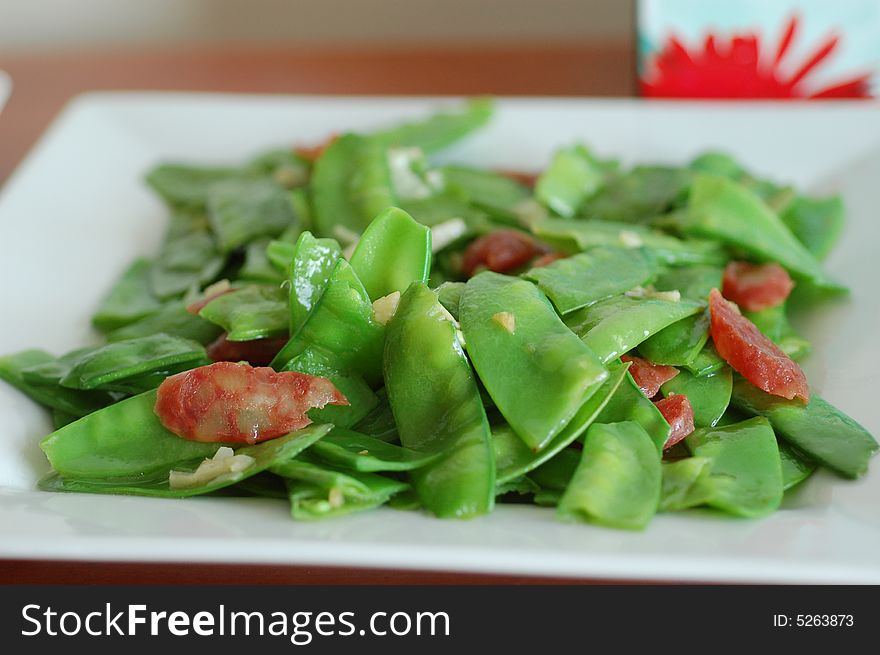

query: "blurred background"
left=0, top=0, right=633, bottom=51
left=0, top=0, right=877, bottom=182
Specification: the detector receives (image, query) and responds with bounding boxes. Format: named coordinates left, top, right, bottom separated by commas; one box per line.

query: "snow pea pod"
left=685, top=174, right=844, bottom=291
left=655, top=264, right=723, bottom=301
left=557, top=421, right=661, bottom=530
left=59, top=334, right=207, bottom=391
left=92, top=259, right=161, bottom=331
left=684, top=416, right=783, bottom=517
left=442, top=165, right=532, bottom=218
left=199, top=285, right=288, bottom=341
left=311, top=133, right=396, bottom=237
left=535, top=145, right=604, bottom=217
left=272, top=455, right=407, bottom=502
left=493, top=359, right=629, bottom=484
left=372, top=97, right=493, bottom=154
left=461, top=272, right=608, bottom=450
left=107, top=299, right=222, bottom=345
left=149, top=213, right=226, bottom=299
left=145, top=163, right=245, bottom=209
left=533, top=218, right=726, bottom=266
left=780, top=195, right=844, bottom=261
left=384, top=282, right=494, bottom=518
left=40, top=425, right=330, bottom=497
left=283, top=349, right=377, bottom=429
left=527, top=447, right=580, bottom=492
left=683, top=343, right=726, bottom=377
left=20, top=346, right=101, bottom=387
left=661, top=368, right=732, bottom=428
left=271, top=258, right=384, bottom=384
left=207, top=178, right=296, bottom=252
left=595, top=367, right=670, bottom=453
left=285, top=479, right=398, bottom=520
left=659, top=457, right=713, bottom=512
left=778, top=442, right=816, bottom=490
left=637, top=310, right=709, bottom=367
left=581, top=166, right=692, bottom=224
left=40, top=389, right=219, bottom=478
left=565, top=295, right=703, bottom=364
left=0, top=350, right=114, bottom=417
left=638, top=266, right=722, bottom=366
left=286, top=231, right=342, bottom=336
left=730, top=377, right=878, bottom=479
left=239, top=239, right=285, bottom=284
left=524, top=246, right=657, bottom=314
left=308, top=428, right=440, bottom=472
left=349, top=207, right=432, bottom=301
left=353, top=390, right=398, bottom=442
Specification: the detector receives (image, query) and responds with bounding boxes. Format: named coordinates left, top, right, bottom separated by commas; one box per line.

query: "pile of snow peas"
left=1, top=98, right=877, bottom=529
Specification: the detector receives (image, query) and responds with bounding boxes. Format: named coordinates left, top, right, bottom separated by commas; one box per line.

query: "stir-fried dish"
left=1, top=99, right=876, bottom=528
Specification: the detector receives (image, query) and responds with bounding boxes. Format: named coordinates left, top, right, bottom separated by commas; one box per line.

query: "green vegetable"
left=534, top=218, right=726, bottom=266
left=731, top=378, right=878, bottom=479
left=107, top=300, right=222, bottom=345
left=557, top=421, right=661, bottom=530
left=384, top=282, right=494, bottom=518
left=308, top=428, right=440, bottom=472
left=207, top=178, right=296, bottom=252
left=780, top=195, right=844, bottom=260
left=349, top=207, right=432, bottom=301
left=566, top=295, right=703, bottom=364
left=149, top=213, right=225, bottom=299
left=524, top=246, right=656, bottom=314
left=145, top=164, right=244, bottom=209
left=311, top=134, right=396, bottom=236
left=581, top=166, right=692, bottom=223
left=199, top=285, right=288, bottom=341
left=659, top=457, right=714, bottom=512
left=59, top=334, right=207, bottom=391
left=638, top=310, right=710, bottom=367
left=271, top=258, right=384, bottom=384
left=596, top=367, right=671, bottom=453
left=685, top=174, right=843, bottom=291
left=779, top=442, right=816, bottom=491
left=41, top=425, right=330, bottom=497
left=684, top=417, right=783, bottom=517
left=661, top=368, right=732, bottom=428
left=40, top=389, right=219, bottom=478
left=285, top=231, right=342, bottom=335
left=92, top=259, right=161, bottom=331
left=373, top=97, right=493, bottom=154
left=461, top=272, right=608, bottom=450
left=0, top=350, right=114, bottom=417
left=493, top=359, right=629, bottom=484
left=535, top=145, right=604, bottom=217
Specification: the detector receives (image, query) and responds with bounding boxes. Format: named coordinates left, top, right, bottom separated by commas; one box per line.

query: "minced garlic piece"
left=168, top=447, right=256, bottom=490
left=618, top=230, right=643, bottom=248
left=328, top=487, right=345, bottom=509
left=431, top=218, right=468, bottom=252
left=202, top=279, right=232, bottom=298
left=625, top=285, right=681, bottom=302
left=372, top=291, right=401, bottom=326
left=492, top=311, right=516, bottom=334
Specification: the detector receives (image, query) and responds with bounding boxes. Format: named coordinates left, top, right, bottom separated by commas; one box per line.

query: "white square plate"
left=1, top=94, right=878, bottom=583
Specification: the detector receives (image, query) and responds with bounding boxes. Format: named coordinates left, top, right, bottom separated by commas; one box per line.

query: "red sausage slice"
left=155, top=361, right=347, bottom=444
left=722, top=261, right=794, bottom=312
left=709, top=288, right=809, bottom=402
left=655, top=394, right=695, bottom=450
left=621, top=354, right=679, bottom=398
left=462, top=230, right=548, bottom=277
